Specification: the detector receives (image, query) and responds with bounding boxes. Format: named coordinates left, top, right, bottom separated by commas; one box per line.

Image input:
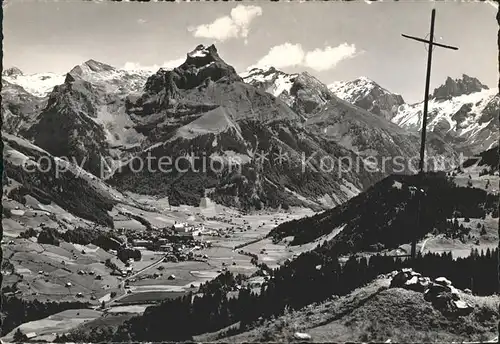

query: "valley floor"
left=1, top=191, right=315, bottom=342
left=2, top=170, right=497, bottom=342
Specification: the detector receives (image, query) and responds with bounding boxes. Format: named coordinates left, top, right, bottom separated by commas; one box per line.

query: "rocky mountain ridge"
left=326, top=74, right=498, bottom=155
left=1, top=45, right=468, bottom=211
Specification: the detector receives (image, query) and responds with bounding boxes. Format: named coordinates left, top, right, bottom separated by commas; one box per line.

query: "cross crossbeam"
left=401, top=9, right=458, bottom=260
left=401, top=34, right=459, bottom=51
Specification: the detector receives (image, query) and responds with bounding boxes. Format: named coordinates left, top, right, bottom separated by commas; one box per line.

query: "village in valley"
left=2, top=1, right=499, bottom=342
left=1, top=187, right=319, bottom=341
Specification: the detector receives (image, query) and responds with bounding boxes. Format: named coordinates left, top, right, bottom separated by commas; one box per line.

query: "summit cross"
left=401, top=8, right=458, bottom=260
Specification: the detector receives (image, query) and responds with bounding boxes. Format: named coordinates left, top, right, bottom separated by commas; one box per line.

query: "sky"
left=3, top=0, right=498, bottom=103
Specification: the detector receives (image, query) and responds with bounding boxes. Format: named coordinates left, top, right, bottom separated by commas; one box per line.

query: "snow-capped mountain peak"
left=68, top=60, right=117, bottom=81
left=242, top=66, right=339, bottom=117
left=187, top=44, right=210, bottom=58
left=328, top=77, right=400, bottom=103
left=182, top=44, right=227, bottom=70
left=241, top=66, right=298, bottom=99
left=63, top=59, right=152, bottom=94
left=2, top=69, right=65, bottom=97
left=328, top=77, right=405, bottom=120
left=392, top=85, right=498, bottom=153
left=70, top=59, right=116, bottom=76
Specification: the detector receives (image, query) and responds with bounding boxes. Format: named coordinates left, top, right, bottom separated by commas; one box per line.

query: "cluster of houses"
left=128, top=222, right=205, bottom=251
left=172, top=222, right=204, bottom=237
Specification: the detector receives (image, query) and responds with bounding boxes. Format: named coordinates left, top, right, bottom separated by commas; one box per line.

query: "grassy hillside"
left=269, top=172, right=498, bottom=253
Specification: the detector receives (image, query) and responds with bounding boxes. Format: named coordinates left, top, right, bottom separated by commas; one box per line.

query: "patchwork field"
left=2, top=309, right=103, bottom=343
left=3, top=239, right=125, bottom=304
left=2, top=185, right=317, bottom=342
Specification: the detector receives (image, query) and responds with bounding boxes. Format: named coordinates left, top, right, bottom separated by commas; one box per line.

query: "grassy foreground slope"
left=217, top=275, right=498, bottom=343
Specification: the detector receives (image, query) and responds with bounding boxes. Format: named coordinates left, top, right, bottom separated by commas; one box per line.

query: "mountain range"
left=2, top=44, right=499, bottom=344
left=2, top=44, right=497, bottom=213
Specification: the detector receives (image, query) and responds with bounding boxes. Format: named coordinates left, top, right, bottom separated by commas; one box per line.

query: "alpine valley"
left=2, top=44, right=499, bottom=343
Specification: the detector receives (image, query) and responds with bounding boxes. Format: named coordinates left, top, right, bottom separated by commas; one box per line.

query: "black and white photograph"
left=1, top=0, right=499, bottom=342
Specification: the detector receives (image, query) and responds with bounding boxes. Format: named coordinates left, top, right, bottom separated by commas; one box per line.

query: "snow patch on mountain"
left=393, top=88, right=497, bottom=132
left=329, top=77, right=382, bottom=102
left=328, top=77, right=405, bottom=121
left=188, top=45, right=210, bottom=58
left=2, top=60, right=154, bottom=98
left=241, top=67, right=298, bottom=98
left=392, top=86, right=499, bottom=154
left=2, top=72, right=65, bottom=97
left=69, top=60, right=150, bottom=94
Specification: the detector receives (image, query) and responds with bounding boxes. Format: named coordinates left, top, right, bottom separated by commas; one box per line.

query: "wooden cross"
left=401, top=9, right=458, bottom=260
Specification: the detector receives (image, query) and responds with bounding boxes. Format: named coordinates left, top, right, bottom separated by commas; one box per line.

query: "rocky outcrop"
left=1, top=79, right=45, bottom=135
left=390, top=269, right=473, bottom=316
left=432, top=75, right=489, bottom=101
left=26, top=77, right=110, bottom=177
left=130, top=44, right=242, bottom=116
left=289, top=72, right=333, bottom=116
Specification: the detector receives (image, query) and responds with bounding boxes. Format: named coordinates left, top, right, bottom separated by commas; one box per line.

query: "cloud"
left=253, top=43, right=305, bottom=69
left=304, top=43, right=357, bottom=71
left=161, top=58, right=186, bottom=69
left=250, top=42, right=358, bottom=72
left=122, top=57, right=185, bottom=72
left=137, top=19, right=147, bottom=25
left=189, top=5, right=262, bottom=43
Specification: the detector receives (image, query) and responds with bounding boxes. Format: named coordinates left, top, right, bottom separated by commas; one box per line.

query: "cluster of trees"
left=198, top=271, right=246, bottom=295
left=61, top=227, right=124, bottom=251
left=18, top=227, right=38, bottom=239
left=104, top=258, right=119, bottom=271
left=13, top=328, right=28, bottom=342
left=35, top=226, right=125, bottom=253
left=461, top=146, right=498, bottom=171
left=479, top=169, right=494, bottom=177
left=1, top=295, right=89, bottom=336
left=54, top=325, right=115, bottom=343
left=37, top=227, right=61, bottom=246
left=442, top=218, right=470, bottom=239
left=104, top=247, right=499, bottom=342
left=117, top=247, right=142, bottom=263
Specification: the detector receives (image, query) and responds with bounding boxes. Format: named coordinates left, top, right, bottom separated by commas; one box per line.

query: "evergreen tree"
left=13, top=328, right=28, bottom=342
left=480, top=225, right=487, bottom=236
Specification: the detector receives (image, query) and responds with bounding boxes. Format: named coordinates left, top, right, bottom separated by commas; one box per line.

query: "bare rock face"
left=26, top=76, right=109, bottom=177
left=289, top=72, right=334, bottom=116
left=130, top=44, right=243, bottom=116
left=1, top=79, right=45, bottom=135
left=390, top=269, right=473, bottom=316
left=432, top=74, right=489, bottom=100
